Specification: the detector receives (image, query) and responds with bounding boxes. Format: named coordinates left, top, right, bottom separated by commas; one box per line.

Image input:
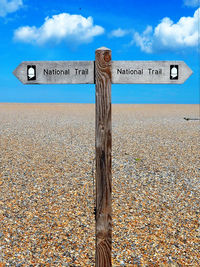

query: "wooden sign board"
left=13, top=60, right=193, bottom=85
left=13, top=61, right=94, bottom=84
left=112, top=61, right=193, bottom=84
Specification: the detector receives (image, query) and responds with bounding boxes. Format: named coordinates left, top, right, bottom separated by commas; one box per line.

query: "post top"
left=96, top=47, right=111, bottom=51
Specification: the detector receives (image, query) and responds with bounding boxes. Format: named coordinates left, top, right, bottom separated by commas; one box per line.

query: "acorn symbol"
left=28, top=67, right=35, bottom=79
left=170, top=65, right=178, bottom=80
left=27, top=65, right=36, bottom=81
left=171, top=67, right=177, bottom=78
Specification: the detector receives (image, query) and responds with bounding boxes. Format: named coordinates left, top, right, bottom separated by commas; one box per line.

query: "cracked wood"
left=95, top=47, right=112, bottom=267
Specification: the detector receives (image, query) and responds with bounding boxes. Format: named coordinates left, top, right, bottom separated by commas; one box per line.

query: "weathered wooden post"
left=95, top=47, right=112, bottom=266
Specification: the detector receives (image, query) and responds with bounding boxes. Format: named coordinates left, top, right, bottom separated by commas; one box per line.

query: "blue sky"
left=0, top=0, right=199, bottom=103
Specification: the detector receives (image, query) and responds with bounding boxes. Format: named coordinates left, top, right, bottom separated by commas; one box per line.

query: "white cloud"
left=0, top=0, right=23, bottom=17
left=133, top=8, right=200, bottom=53
left=133, top=26, right=153, bottom=53
left=14, top=13, right=104, bottom=45
left=110, top=28, right=129, bottom=38
left=184, top=0, right=199, bottom=7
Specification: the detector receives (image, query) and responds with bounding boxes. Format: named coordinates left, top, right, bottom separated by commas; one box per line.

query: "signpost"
left=13, top=47, right=193, bottom=267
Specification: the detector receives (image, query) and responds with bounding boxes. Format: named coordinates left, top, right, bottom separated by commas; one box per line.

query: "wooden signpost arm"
left=95, top=47, right=112, bottom=267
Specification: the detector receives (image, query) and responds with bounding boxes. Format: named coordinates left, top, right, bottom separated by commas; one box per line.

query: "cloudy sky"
left=0, top=0, right=199, bottom=103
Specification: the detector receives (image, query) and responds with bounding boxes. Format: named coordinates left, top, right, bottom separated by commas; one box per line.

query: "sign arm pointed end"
left=13, top=66, right=20, bottom=83
left=182, top=63, right=193, bottom=83
left=13, top=65, right=22, bottom=83
left=13, top=67, right=17, bottom=77
left=187, top=63, right=193, bottom=77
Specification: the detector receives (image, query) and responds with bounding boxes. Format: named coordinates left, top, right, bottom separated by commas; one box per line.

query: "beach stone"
left=0, top=103, right=199, bottom=266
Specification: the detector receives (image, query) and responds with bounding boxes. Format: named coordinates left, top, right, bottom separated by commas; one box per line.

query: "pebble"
left=120, top=260, right=125, bottom=265
left=0, top=103, right=199, bottom=266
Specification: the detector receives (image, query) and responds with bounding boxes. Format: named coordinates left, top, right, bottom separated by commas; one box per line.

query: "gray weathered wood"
left=95, top=47, right=112, bottom=267
left=112, top=61, right=193, bottom=84
left=13, top=60, right=193, bottom=85
left=13, top=61, right=94, bottom=84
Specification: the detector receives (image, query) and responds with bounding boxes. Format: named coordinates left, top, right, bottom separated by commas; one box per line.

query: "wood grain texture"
left=13, top=61, right=94, bottom=84
left=112, top=61, right=193, bottom=84
left=95, top=47, right=112, bottom=267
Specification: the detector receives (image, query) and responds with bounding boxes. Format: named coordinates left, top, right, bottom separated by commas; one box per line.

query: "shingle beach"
left=0, top=103, right=199, bottom=266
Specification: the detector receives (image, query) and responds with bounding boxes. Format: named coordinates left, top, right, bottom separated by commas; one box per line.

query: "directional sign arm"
left=111, top=61, right=193, bottom=84
left=13, top=61, right=94, bottom=84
